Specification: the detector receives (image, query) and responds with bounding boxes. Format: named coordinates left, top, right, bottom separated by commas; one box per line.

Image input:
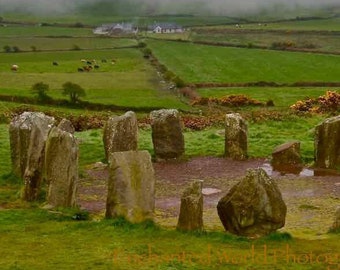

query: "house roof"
left=148, top=22, right=182, bottom=30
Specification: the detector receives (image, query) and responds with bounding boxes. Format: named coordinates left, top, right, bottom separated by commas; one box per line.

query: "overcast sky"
left=0, top=0, right=338, bottom=15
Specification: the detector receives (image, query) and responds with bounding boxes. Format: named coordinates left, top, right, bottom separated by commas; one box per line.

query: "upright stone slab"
left=9, top=112, right=55, bottom=201
left=331, top=207, right=340, bottom=232
left=177, top=180, right=204, bottom=231
left=150, top=109, right=184, bottom=159
left=45, top=125, right=78, bottom=207
left=57, top=118, right=75, bottom=134
left=106, top=151, right=155, bottom=223
left=225, top=113, right=248, bottom=160
left=103, top=111, right=138, bottom=160
left=315, top=115, right=340, bottom=169
left=217, top=168, right=287, bottom=237
left=271, top=141, right=303, bottom=173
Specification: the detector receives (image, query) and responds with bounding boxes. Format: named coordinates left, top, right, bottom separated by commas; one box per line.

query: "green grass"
left=0, top=208, right=339, bottom=269
left=196, top=87, right=340, bottom=107
left=147, top=40, right=340, bottom=84
left=0, top=25, right=94, bottom=37
left=237, top=17, right=340, bottom=31
left=0, top=37, right=137, bottom=51
left=0, top=49, right=190, bottom=110
left=190, top=29, right=340, bottom=53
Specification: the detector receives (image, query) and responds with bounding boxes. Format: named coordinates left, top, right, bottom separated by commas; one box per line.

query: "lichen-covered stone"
left=106, top=151, right=155, bottom=223
left=177, top=180, right=204, bottom=231
left=45, top=126, right=78, bottom=207
left=9, top=112, right=55, bottom=201
left=331, top=207, right=340, bottom=232
left=150, top=109, right=184, bottom=159
left=315, top=115, right=340, bottom=169
left=103, top=111, right=138, bottom=160
left=217, top=168, right=286, bottom=237
left=57, top=118, right=75, bottom=134
left=225, top=113, right=248, bottom=160
left=271, top=141, right=302, bottom=173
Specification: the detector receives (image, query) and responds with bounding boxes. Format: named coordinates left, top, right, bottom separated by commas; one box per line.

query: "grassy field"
left=0, top=15, right=339, bottom=270
left=0, top=25, right=94, bottom=37
left=0, top=208, right=338, bottom=270
left=0, top=37, right=137, bottom=51
left=0, top=48, right=190, bottom=110
left=147, top=40, right=340, bottom=84
left=190, top=29, right=340, bottom=53
left=229, top=17, right=340, bottom=31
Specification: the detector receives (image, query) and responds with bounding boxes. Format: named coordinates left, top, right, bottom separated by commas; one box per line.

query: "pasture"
left=147, top=40, right=340, bottom=84
left=0, top=49, right=190, bottom=110
left=0, top=14, right=339, bottom=270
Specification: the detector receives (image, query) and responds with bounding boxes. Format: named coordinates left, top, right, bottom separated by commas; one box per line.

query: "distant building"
left=147, top=23, right=184, bottom=34
left=93, top=23, right=138, bottom=35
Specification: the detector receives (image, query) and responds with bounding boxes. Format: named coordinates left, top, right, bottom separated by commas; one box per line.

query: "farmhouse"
left=93, top=23, right=138, bottom=35
left=148, top=23, right=184, bottom=34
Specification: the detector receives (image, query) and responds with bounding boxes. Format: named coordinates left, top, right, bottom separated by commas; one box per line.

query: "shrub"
left=62, top=82, right=86, bottom=104
left=142, top=47, right=152, bottom=58
left=3, top=45, right=11, bottom=53
left=270, top=41, right=295, bottom=50
left=191, top=95, right=264, bottom=107
left=173, top=76, right=186, bottom=88
left=290, top=90, right=340, bottom=113
left=12, top=46, right=21, bottom=53
left=72, top=44, right=81, bottom=51
left=31, top=82, right=51, bottom=102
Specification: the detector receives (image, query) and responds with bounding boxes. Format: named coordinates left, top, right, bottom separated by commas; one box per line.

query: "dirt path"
left=78, top=157, right=340, bottom=239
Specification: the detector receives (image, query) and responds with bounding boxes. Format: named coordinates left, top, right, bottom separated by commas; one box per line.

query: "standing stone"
left=331, top=207, right=340, bottom=232
left=103, top=111, right=138, bottom=160
left=225, top=113, right=247, bottom=160
left=217, top=168, right=287, bottom=237
left=177, top=180, right=204, bottom=231
left=315, top=115, right=340, bottom=169
left=106, top=151, right=155, bottom=223
left=271, top=141, right=303, bottom=173
left=150, top=109, right=184, bottom=159
left=45, top=125, right=78, bottom=207
left=9, top=112, right=55, bottom=201
left=57, top=118, right=75, bottom=134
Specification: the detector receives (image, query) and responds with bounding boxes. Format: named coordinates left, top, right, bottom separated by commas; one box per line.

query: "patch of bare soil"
left=77, top=157, right=340, bottom=239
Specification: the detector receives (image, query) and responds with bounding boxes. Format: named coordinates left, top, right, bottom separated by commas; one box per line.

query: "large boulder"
left=9, top=112, right=55, bottom=201
left=106, top=151, right=155, bottom=223
left=315, top=115, right=340, bottom=169
left=271, top=141, right=303, bottom=173
left=45, top=125, right=78, bottom=207
left=225, top=113, right=248, bottom=160
left=150, top=109, right=184, bottom=160
left=217, top=168, right=287, bottom=237
left=177, top=180, right=204, bottom=231
left=103, top=111, right=138, bottom=160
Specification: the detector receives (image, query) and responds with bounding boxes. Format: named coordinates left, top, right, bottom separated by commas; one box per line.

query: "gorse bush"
left=191, top=94, right=264, bottom=107
left=290, top=90, right=340, bottom=113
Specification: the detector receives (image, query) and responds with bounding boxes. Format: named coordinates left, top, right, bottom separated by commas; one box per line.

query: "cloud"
left=0, top=0, right=338, bottom=16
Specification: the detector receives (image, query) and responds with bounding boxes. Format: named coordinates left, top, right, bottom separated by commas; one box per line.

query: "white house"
left=148, top=23, right=184, bottom=34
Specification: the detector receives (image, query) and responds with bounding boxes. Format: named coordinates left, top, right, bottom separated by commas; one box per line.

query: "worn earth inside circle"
left=78, top=156, right=340, bottom=239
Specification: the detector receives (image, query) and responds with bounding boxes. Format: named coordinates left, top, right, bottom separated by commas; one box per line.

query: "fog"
left=0, top=0, right=339, bottom=16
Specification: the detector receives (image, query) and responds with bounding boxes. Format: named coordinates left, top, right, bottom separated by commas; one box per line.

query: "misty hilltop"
left=0, top=0, right=339, bottom=17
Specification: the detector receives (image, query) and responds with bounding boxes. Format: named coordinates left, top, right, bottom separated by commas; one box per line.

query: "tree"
left=12, top=46, right=21, bottom=53
left=62, top=82, right=86, bottom=104
left=31, top=82, right=50, bottom=102
left=3, top=45, right=11, bottom=53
